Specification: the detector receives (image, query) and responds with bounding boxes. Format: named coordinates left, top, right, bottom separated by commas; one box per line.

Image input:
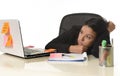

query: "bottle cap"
left=102, top=40, right=107, bottom=47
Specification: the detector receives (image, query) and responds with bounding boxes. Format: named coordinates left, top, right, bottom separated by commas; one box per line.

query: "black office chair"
left=59, top=13, right=106, bottom=35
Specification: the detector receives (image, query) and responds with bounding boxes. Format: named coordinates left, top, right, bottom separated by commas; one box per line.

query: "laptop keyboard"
left=24, top=48, right=45, bottom=55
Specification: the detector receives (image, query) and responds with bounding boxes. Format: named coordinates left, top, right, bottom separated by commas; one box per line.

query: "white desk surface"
left=0, top=52, right=118, bottom=76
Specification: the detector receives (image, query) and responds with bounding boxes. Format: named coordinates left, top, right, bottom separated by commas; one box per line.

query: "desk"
left=0, top=52, right=116, bottom=76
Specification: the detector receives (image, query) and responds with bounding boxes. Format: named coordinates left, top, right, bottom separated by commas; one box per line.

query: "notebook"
left=0, top=19, right=55, bottom=58
left=48, top=52, right=88, bottom=62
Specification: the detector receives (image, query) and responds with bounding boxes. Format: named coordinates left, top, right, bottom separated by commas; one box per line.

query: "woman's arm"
left=45, top=26, right=81, bottom=53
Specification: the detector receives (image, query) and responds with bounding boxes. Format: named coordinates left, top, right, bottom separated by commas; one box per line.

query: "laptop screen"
left=0, top=20, right=24, bottom=57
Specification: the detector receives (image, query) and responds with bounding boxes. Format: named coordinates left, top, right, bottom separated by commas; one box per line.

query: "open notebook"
left=48, top=52, right=88, bottom=62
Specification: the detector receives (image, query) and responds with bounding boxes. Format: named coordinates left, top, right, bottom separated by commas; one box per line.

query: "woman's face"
left=77, top=25, right=96, bottom=48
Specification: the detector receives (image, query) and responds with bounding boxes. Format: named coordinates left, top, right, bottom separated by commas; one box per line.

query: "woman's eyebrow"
left=87, top=34, right=95, bottom=38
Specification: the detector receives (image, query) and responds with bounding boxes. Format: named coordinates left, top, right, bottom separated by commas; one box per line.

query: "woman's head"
left=77, top=18, right=108, bottom=48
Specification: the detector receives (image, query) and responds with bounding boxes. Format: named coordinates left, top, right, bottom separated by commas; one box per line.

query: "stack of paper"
left=48, top=52, right=88, bottom=62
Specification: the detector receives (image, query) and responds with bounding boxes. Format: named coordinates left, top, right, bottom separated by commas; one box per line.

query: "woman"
left=45, top=18, right=113, bottom=58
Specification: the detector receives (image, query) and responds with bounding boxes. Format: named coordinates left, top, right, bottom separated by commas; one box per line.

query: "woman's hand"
left=69, top=45, right=88, bottom=53
left=107, top=21, right=115, bottom=32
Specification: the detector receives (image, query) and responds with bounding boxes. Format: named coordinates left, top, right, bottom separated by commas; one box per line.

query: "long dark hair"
left=83, top=18, right=108, bottom=37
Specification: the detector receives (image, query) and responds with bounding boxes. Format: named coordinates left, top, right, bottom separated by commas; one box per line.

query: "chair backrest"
left=59, top=13, right=105, bottom=35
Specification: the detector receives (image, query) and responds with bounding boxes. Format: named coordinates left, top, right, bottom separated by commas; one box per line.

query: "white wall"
left=0, top=0, right=120, bottom=68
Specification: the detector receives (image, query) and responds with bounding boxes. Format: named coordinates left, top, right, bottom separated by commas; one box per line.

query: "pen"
left=111, top=38, right=114, bottom=47
left=62, top=54, right=75, bottom=58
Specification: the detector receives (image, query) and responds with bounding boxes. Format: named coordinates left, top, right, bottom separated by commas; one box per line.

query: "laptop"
left=0, top=19, right=55, bottom=58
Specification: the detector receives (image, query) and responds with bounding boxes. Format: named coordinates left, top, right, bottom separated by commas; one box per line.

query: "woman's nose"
left=80, top=35, right=84, bottom=41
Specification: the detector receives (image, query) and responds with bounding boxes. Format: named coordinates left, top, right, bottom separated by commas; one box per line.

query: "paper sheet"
left=1, top=22, right=13, bottom=47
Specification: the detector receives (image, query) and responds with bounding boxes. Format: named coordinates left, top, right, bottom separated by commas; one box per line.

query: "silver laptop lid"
left=0, top=19, right=25, bottom=57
